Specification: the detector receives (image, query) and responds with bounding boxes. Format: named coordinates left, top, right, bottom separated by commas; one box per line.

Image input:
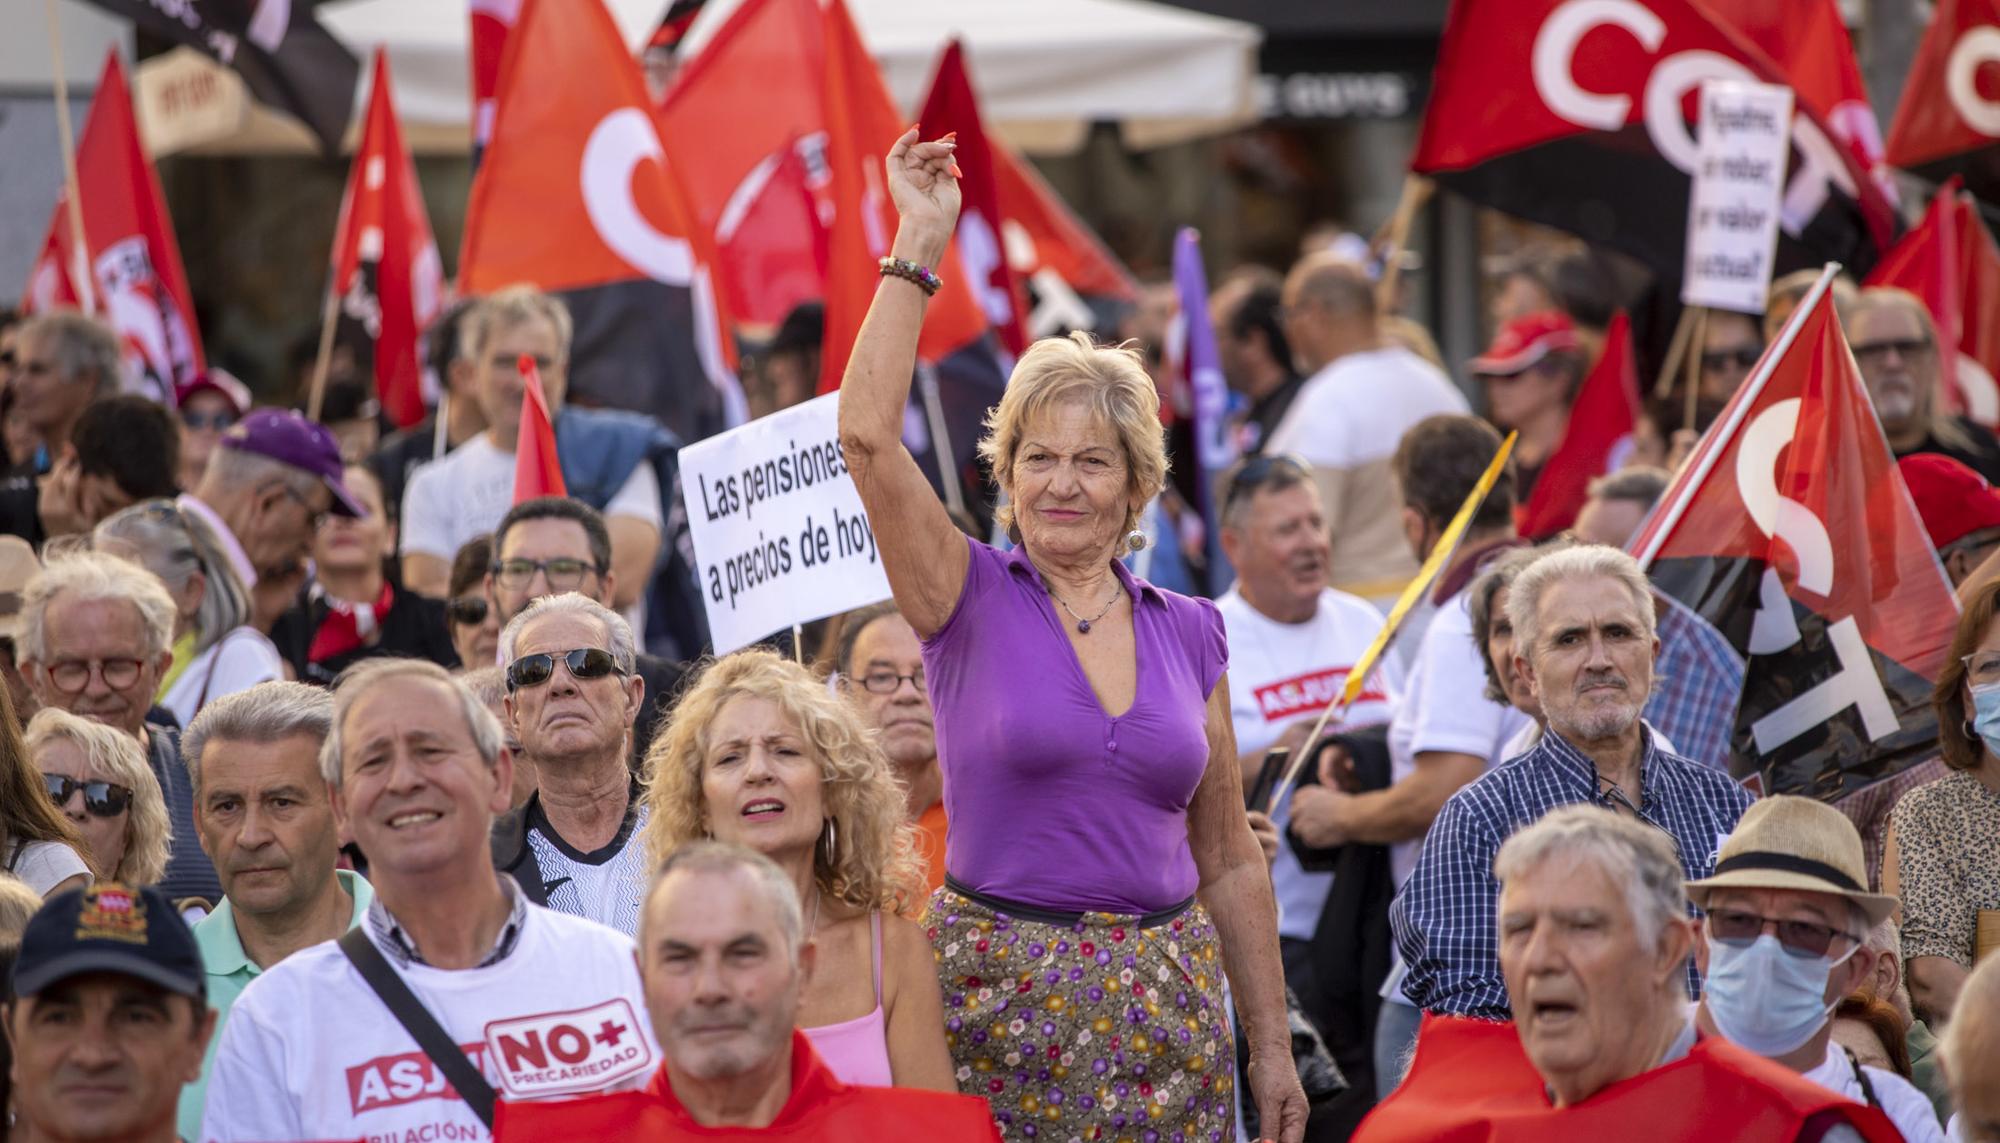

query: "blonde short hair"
left=458, top=284, right=573, bottom=365
left=0, top=873, right=45, bottom=938
left=641, top=648, right=921, bottom=914
left=24, top=708, right=171, bottom=886
left=978, top=331, right=1168, bottom=555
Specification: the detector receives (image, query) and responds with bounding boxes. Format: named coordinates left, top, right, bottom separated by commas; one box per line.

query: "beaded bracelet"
left=879, top=257, right=942, bottom=296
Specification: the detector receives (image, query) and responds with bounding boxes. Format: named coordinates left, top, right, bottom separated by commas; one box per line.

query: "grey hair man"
left=201, top=658, right=658, bottom=1142
left=493, top=593, right=647, bottom=934
left=176, top=681, right=372, bottom=1143
left=1940, top=955, right=2000, bottom=1143
left=1848, top=286, right=2000, bottom=483
left=1843, top=917, right=1952, bottom=1123
left=1572, top=466, right=1671, bottom=549
left=8, top=310, right=120, bottom=461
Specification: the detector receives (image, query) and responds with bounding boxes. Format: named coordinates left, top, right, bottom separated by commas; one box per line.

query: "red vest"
left=492, top=1032, right=1000, bottom=1142
left=1354, top=1014, right=1904, bottom=1142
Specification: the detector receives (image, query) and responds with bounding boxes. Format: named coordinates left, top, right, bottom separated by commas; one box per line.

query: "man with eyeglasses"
left=1689, top=796, right=1946, bottom=1142
left=1849, top=287, right=2000, bottom=484
left=836, top=601, right=947, bottom=892
left=19, top=551, right=223, bottom=903
left=490, top=593, right=650, bottom=935
left=487, top=497, right=684, bottom=760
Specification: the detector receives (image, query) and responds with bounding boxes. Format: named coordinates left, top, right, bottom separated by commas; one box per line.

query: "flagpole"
left=1653, top=304, right=1698, bottom=400
left=1682, top=305, right=1709, bottom=433
left=44, top=0, right=94, bottom=313
left=304, top=277, right=343, bottom=423
left=1633, top=264, right=1840, bottom=570
left=1374, top=175, right=1431, bottom=313
left=915, top=361, right=966, bottom=517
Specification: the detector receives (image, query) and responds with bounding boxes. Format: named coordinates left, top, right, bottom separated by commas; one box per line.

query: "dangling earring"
left=1126, top=528, right=1148, bottom=552
left=820, top=818, right=838, bottom=867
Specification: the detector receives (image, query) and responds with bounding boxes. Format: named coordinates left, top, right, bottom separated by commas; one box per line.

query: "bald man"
left=1265, top=256, right=1468, bottom=605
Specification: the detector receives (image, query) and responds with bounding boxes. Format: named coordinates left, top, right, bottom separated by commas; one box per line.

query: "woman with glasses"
left=447, top=535, right=499, bottom=672
left=1893, top=577, right=2000, bottom=1028
left=269, top=465, right=456, bottom=683
left=25, top=706, right=169, bottom=889
left=836, top=132, right=1304, bottom=1138
left=93, top=499, right=283, bottom=726
left=640, top=648, right=956, bottom=1092
left=0, top=683, right=91, bottom=896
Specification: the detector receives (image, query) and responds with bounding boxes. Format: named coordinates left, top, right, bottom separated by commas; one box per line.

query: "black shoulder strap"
left=1843, top=1045, right=1881, bottom=1108
left=337, top=928, right=497, bottom=1127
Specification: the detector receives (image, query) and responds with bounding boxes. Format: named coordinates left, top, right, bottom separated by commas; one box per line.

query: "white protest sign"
left=1682, top=79, right=1794, bottom=314
left=683, top=392, right=890, bottom=655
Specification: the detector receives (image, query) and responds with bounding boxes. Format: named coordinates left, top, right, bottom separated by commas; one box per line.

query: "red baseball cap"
left=1470, top=311, right=1579, bottom=376
left=174, top=369, right=251, bottom=417
left=1898, top=453, right=2000, bottom=549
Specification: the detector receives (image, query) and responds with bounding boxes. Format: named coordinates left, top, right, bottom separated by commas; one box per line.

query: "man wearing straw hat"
left=1690, top=796, right=1947, bottom=1143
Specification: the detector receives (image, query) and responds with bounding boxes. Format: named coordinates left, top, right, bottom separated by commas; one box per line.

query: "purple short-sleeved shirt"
left=921, top=536, right=1228, bottom=914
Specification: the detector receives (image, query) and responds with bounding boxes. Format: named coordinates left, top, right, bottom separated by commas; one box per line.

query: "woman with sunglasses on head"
left=91, top=499, right=283, bottom=726
left=0, top=683, right=91, bottom=896
left=446, top=534, right=499, bottom=672
left=268, top=465, right=457, bottom=683
left=25, top=706, right=170, bottom=890
left=641, top=648, right=956, bottom=1092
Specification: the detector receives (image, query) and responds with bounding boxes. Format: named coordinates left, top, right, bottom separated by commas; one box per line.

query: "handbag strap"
left=337, top=928, right=497, bottom=1127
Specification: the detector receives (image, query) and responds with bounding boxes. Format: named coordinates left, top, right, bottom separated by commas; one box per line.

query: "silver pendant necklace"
left=1048, top=580, right=1123, bottom=634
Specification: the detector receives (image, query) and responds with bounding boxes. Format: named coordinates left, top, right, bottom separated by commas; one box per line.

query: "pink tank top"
left=801, top=911, right=893, bottom=1087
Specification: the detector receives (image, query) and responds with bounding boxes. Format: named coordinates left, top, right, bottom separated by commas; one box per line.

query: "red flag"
left=1630, top=274, right=1959, bottom=801
left=991, top=142, right=1137, bottom=324
left=460, top=0, right=739, bottom=442
left=1713, top=0, right=1890, bottom=199
left=1860, top=180, right=2000, bottom=427
left=917, top=41, right=1027, bottom=356
left=328, top=51, right=443, bottom=429
left=1953, top=190, right=2000, bottom=423
left=513, top=356, right=567, bottom=503
left=1886, top=0, right=2000, bottom=204
left=658, top=0, right=989, bottom=390
left=1412, top=0, right=1894, bottom=280
left=469, top=0, right=521, bottom=156
left=1515, top=311, right=1640, bottom=539
left=22, top=51, right=204, bottom=404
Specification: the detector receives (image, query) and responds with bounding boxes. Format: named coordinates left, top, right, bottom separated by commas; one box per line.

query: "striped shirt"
left=1391, top=725, right=1754, bottom=1018
left=1643, top=593, right=1745, bottom=774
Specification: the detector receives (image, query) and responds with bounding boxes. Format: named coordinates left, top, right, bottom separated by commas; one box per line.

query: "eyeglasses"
left=505, top=647, right=626, bottom=691
left=856, top=669, right=925, bottom=695
left=1965, top=652, right=2000, bottom=687
left=1220, top=453, right=1311, bottom=518
left=266, top=481, right=327, bottom=531
left=43, top=774, right=133, bottom=817
left=448, top=596, right=490, bottom=627
left=1707, top=907, right=1857, bottom=959
left=492, top=557, right=602, bottom=592
left=181, top=410, right=236, bottom=432
left=1699, top=346, right=1762, bottom=373
left=44, top=657, right=146, bottom=694
left=1851, top=337, right=1933, bottom=366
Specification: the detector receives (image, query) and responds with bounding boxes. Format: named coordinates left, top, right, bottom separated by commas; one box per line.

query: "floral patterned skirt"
left=927, top=882, right=1237, bottom=1142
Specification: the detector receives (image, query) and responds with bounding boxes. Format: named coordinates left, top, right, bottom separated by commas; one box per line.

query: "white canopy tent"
left=132, top=0, right=1260, bottom=157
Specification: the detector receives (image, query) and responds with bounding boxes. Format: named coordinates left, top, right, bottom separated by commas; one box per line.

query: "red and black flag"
left=992, top=139, right=1137, bottom=334
left=1516, top=311, right=1640, bottom=540
left=1862, top=179, right=2000, bottom=427
left=1630, top=271, right=1960, bottom=801
left=1413, top=0, right=1896, bottom=281
left=1715, top=0, right=1891, bottom=201
left=327, top=50, right=443, bottom=430
left=1887, top=0, right=2000, bottom=205
left=459, top=0, right=741, bottom=442
left=75, top=0, right=358, bottom=157
left=918, top=40, right=1028, bottom=356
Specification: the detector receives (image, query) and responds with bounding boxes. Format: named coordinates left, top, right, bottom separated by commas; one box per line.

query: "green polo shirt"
left=177, top=871, right=374, bottom=1142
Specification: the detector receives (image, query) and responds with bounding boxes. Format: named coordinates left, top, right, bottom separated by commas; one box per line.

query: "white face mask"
left=1704, top=932, right=1853, bottom=1057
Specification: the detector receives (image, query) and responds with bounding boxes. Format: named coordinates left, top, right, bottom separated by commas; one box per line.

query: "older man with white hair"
left=1940, top=955, right=2000, bottom=1142
left=1394, top=544, right=1753, bottom=1022
left=491, top=592, right=648, bottom=934
left=1356, top=806, right=1901, bottom=1141
left=201, top=658, right=658, bottom=1142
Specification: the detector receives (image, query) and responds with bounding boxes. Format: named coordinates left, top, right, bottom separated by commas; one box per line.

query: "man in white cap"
left=1690, top=796, right=1946, bottom=1143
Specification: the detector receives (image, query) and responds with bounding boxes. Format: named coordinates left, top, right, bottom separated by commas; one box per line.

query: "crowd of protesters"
left=2, top=120, right=2000, bottom=1143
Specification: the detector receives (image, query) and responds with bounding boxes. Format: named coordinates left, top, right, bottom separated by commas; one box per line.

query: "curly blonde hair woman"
left=25, top=707, right=171, bottom=888
left=641, top=648, right=953, bottom=1091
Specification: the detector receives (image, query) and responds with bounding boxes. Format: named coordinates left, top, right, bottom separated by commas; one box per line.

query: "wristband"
left=879, top=257, right=942, bottom=296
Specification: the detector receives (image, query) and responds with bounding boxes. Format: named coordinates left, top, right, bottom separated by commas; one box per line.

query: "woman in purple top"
left=838, top=129, right=1306, bottom=1143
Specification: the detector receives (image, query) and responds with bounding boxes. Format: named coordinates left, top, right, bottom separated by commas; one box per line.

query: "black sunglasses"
left=44, top=774, right=133, bottom=818
left=1699, top=346, right=1762, bottom=372
left=449, top=596, right=489, bottom=627
left=1221, top=453, right=1311, bottom=516
left=505, top=647, right=626, bottom=691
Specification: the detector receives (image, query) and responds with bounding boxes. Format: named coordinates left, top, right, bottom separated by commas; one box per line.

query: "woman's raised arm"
left=838, top=129, right=972, bottom=638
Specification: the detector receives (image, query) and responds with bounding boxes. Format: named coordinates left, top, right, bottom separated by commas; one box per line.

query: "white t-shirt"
left=161, top=628, right=284, bottom=728
left=201, top=902, right=659, bottom=1143
left=1802, top=1039, right=1947, bottom=1143
left=1217, top=587, right=1401, bottom=941
left=400, top=432, right=662, bottom=563
left=1264, top=346, right=1468, bottom=470
left=8, top=838, right=91, bottom=895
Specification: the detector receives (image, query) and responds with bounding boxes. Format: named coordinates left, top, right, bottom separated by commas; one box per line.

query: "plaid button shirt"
left=1642, top=593, right=1745, bottom=774
left=366, top=875, right=529, bottom=970
left=1391, top=725, right=1754, bottom=1018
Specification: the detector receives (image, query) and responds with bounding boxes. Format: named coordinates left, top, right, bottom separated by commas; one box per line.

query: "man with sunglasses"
left=1690, top=797, right=1947, bottom=1143
left=1695, top=310, right=1765, bottom=407
left=490, top=593, right=650, bottom=936
left=1849, top=287, right=2000, bottom=484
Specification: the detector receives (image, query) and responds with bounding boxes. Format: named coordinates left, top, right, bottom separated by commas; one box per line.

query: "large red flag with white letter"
left=1630, top=274, right=1959, bottom=800
left=22, top=51, right=204, bottom=404
left=460, top=0, right=739, bottom=442
left=328, top=50, right=443, bottom=429
left=1886, top=0, right=2000, bottom=205
left=1862, top=180, right=2000, bottom=427
left=1714, top=0, right=1891, bottom=201
left=1413, top=0, right=1894, bottom=280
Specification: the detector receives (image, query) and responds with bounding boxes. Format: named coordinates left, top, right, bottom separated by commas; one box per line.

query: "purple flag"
left=1173, top=228, right=1237, bottom=588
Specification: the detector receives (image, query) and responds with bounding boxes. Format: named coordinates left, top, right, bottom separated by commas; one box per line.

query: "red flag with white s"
left=1886, top=0, right=2000, bottom=205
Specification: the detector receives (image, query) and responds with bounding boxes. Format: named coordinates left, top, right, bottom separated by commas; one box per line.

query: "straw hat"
left=0, top=536, right=41, bottom=642
left=1686, top=795, right=1897, bottom=927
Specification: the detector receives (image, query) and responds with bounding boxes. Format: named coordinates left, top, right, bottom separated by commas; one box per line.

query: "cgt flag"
left=1515, top=310, right=1640, bottom=540
left=992, top=141, right=1137, bottom=336
left=918, top=40, right=1028, bottom=356
left=24, top=51, right=204, bottom=404
left=1714, top=0, right=1892, bottom=202
left=1630, top=270, right=1960, bottom=802
left=1863, top=180, right=2000, bottom=428
left=460, top=0, right=741, bottom=443
left=1413, top=0, right=1895, bottom=282
left=328, top=50, right=444, bottom=429
left=1886, top=0, right=2000, bottom=206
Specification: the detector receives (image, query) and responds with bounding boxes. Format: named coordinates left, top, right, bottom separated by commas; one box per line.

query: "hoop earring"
left=820, top=818, right=838, bottom=867
left=1967, top=719, right=1980, bottom=743
left=1126, top=529, right=1148, bottom=552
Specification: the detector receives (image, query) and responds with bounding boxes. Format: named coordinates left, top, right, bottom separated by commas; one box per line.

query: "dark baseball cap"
left=220, top=408, right=365, bottom=517
left=11, top=883, right=205, bottom=1001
